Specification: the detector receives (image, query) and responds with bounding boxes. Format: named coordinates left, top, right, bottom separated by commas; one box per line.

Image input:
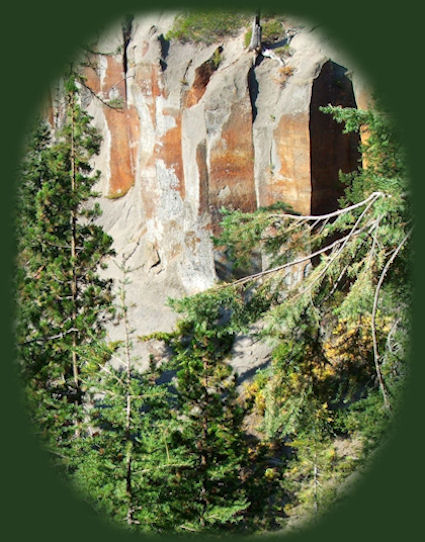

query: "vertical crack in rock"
left=196, top=140, right=209, bottom=216
left=247, top=62, right=259, bottom=123
left=122, top=15, right=133, bottom=101
left=158, top=34, right=170, bottom=72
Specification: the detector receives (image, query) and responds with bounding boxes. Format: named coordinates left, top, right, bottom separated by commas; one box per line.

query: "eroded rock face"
left=46, top=13, right=371, bottom=368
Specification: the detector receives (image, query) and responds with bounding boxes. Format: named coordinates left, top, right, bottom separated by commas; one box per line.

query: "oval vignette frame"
left=1, top=1, right=422, bottom=541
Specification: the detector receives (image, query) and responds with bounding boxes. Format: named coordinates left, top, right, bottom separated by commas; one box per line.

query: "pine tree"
left=15, top=69, right=115, bottom=452
left=70, top=255, right=192, bottom=532
left=162, top=292, right=283, bottom=533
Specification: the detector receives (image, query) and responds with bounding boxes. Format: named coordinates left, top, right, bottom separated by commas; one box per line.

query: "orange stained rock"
left=104, top=105, right=139, bottom=198
left=102, top=57, right=139, bottom=197
left=266, top=112, right=311, bottom=215
left=103, top=56, right=126, bottom=99
left=209, top=100, right=256, bottom=214
left=135, top=64, right=163, bottom=126
left=184, top=60, right=217, bottom=108
left=83, top=59, right=101, bottom=94
left=356, top=87, right=373, bottom=167
left=196, top=141, right=209, bottom=216
left=153, top=110, right=185, bottom=198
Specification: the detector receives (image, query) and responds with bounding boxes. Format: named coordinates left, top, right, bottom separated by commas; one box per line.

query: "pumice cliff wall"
left=47, top=12, right=370, bottom=366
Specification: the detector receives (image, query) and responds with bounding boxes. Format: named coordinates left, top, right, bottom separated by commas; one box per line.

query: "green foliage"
left=70, top=355, right=191, bottom=531
left=201, top=104, right=410, bottom=527
left=244, top=15, right=287, bottom=48
left=211, top=46, right=222, bottom=69
left=166, top=11, right=249, bottom=45
left=15, top=69, right=115, bottom=452
left=15, top=49, right=409, bottom=534
left=261, top=19, right=285, bottom=44
left=274, top=44, right=291, bottom=56
left=244, top=29, right=252, bottom=49
left=214, top=200, right=297, bottom=273
left=159, top=288, right=286, bottom=532
left=107, top=97, right=125, bottom=109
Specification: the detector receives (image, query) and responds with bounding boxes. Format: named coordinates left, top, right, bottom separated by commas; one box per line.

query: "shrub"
left=166, top=11, right=249, bottom=45
left=262, top=19, right=284, bottom=44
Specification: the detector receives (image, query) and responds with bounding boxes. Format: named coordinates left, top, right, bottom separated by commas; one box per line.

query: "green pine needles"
left=156, top=103, right=411, bottom=529
left=16, top=69, right=115, bottom=450
left=15, top=56, right=411, bottom=535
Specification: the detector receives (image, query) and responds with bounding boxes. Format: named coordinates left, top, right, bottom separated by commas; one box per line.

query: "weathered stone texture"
left=184, top=55, right=219, bottom=108
left=270, top=112, right=311, bottom=215
left=153, top=108, right=185, bottom=198
left=82, top=54, right=139, bottom=198
left=45, top=14, right=370, bottom=367
left=208, top=99, right=256, bottom=219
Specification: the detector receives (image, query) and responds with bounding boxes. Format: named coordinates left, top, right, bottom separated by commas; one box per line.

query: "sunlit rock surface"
left=47, top=13, right=370, bottom=370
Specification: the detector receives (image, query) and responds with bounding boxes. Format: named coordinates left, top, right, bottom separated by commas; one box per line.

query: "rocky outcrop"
left=47, top=13, right=371, bottom=369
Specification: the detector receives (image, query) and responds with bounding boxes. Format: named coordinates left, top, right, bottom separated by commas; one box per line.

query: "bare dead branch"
left=19, top=327, right=79, bottom=345
left=216, top=224, right=373, bottom=290
left=267, top=191, right=386, bottom=223
left=295, top=198, right=380, bottom=297
left=371, top=229, right=411, bottom=410
left=77, top=77, right=125, bottom=111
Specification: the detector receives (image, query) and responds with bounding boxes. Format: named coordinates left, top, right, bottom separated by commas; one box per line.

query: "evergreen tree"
left=213, top=104, right=410, bottom=412
left=15, top=119, right=52, bottom=379
left=162, top=293, right=282, bottom=533
left=171, top=104, right=411, bottom=527
left=70, top=350, right=189, bottom=531
left=15, top=69, right=115, bottom=451
left=70, top=255, right=192, bottom=533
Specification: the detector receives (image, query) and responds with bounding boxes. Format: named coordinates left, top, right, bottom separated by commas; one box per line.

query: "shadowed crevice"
left=122, top=15, right=133, bottom=101
left=158, top=34, right=170, bottom=71
left=309, top=60, right=361, bottom=215
left=247, top=63, right=259, bottom=123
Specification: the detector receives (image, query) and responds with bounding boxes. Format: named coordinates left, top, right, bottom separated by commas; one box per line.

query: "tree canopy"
left=15, top=68, right=410, bottom=533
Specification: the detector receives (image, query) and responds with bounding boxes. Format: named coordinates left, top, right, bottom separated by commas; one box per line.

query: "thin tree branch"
left=77, top=78, right=125, bottom=111
left=133, top=462, right=192, bottom=475
left=19, top=327, right=79, bottom=346
left=267, top=191, right=385, bottom=222
left=217, top=221, right=374, bottom=290
left=386, top=317, right=401, bottom=355
left=294, top=200, right=380, bottom=299
left=371, top=229, right=411, bottom=410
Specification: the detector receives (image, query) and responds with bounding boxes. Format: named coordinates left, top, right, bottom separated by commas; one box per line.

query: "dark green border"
left=2, top=1, right=422, bottom=540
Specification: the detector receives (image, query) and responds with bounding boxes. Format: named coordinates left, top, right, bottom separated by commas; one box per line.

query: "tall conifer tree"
left=165, top=294, right=280, bottom=533
left=70, top=256, right=192, bottom=532
left=16, top=69, right=115, bottom=450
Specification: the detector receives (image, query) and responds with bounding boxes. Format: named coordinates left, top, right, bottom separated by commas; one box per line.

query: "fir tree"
left=15, top=69, right=115, bottom=451
left=70, top=254, right=192, bottom=533
left=170, top=318, right=248, bottom=530
left=163, top=293, right=281, bottom=533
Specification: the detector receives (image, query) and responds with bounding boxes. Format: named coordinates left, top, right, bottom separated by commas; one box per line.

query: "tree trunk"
left=248, top=11, right=262, bottom=52
left=122, top=260, right=134, bottom=525
left=69, top=88, right=81, bottom=437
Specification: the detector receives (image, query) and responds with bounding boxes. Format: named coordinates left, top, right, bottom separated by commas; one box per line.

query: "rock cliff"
left=47, top=12, right=371, bottom=369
